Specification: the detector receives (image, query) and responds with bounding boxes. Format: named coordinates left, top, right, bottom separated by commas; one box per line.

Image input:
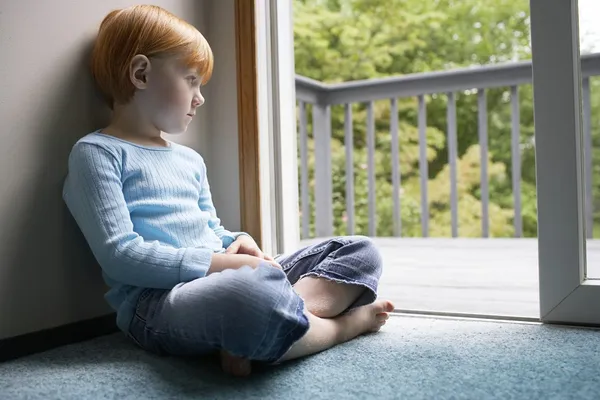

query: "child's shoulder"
left=73, top=130, right=127, bottom=148
left=68, top=131, right=123, bottom=160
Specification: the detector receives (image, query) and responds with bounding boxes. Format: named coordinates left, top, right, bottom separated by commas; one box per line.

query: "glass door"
left=531, top=0, right=600, bottom=324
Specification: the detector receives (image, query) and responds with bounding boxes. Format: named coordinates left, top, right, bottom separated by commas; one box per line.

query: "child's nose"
left=192, top=93, right=205, bottom=108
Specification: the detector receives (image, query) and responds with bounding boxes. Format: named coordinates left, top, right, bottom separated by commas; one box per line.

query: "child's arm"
left=198, top=158, right=251, bottom=248
left=63, top=143, right=214, bottom=289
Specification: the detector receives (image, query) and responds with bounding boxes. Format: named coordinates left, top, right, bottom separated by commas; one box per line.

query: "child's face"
left=135, top=55, right=205, bottom=134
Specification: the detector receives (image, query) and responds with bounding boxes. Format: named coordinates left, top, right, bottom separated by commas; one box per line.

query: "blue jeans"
left=126, top=236, right=383, bottom=365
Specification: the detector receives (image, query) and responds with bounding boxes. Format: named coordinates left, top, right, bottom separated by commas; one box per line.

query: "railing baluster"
left=299, top=101, right=309, bottom=238
left=447, top=92, right=458, bottom=238
left=511, top=86, right=523, bottom=238
left=391, top=98, right=401, bottom=237
left=313, top=103, right=333, bottom=237
left=583, top=77, right=593, bottom=238
left=478, top=89, right=489, bottom=238
left=344, top=104, right=355, bottom=235
left=418, top=95, right=429, bottom=237
left=367, top=101, right=376, bottom=236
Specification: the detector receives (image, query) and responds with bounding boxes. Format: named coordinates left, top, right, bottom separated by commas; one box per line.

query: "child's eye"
left=187, top=76, right=198, bottom=84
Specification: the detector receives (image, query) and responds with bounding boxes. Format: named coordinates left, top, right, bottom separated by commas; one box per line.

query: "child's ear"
left=130, top=54, right=151, bottom=89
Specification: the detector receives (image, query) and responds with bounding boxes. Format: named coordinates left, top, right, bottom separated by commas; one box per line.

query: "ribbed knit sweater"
left=63, top=131, right=246, bottom=333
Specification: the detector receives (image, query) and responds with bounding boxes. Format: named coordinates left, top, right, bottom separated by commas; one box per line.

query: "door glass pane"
left=581, top=0, right=600, bottom=279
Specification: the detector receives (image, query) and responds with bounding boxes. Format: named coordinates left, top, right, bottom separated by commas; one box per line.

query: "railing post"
left=367, top=101, right=377, bottom=236
left=298, top=101, right=310, bottom=239
left=313, top=103, right=333, bottom=237
left=511, top=86, right=523, bottom=238
left=447, top=92, right=459, bottom=238
left=391, top=98, right=402, bottom=237
left=418, top=95, right=429, bottom=237
left=344, top=104, right=355, bottom=235
left=478, top=89, right=489, bottom=238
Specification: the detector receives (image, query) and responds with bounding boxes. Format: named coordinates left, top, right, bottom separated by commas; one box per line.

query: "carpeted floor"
left=1, top=315, right=600, bottom=399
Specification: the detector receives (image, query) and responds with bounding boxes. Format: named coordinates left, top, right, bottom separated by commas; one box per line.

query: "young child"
left=63, top=4, right=394, bottom=377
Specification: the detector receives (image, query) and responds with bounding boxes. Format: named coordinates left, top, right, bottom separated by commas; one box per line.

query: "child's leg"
left=282, top=236, right=387, bottom=318
left=278, top=237, right=394, bottom=361
left=276, top=298, right=394, bottom=363
left=220, top=298, right=393, bottom=375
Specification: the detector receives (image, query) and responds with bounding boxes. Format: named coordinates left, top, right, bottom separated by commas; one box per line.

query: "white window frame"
left=531, top=0, right=600, bottom=324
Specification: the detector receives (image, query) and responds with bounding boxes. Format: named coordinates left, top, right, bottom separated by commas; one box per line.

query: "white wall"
left=0, top=0, right=239, bottom=339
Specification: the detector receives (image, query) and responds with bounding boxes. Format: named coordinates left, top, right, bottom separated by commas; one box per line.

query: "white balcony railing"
left=295, top=54, right=600, bottom=239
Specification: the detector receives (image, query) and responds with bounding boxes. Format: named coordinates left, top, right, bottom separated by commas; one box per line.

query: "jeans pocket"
left=135, top=288, right=165, bottom=323
left=128, top=289, right=165, bottom=355
left=128, top=314, right=163, bottom=355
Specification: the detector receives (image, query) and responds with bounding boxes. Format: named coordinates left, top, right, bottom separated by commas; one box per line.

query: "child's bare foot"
left=337, top=299, right=395, bottom=342
left=220, top=349, right=252, bottom=377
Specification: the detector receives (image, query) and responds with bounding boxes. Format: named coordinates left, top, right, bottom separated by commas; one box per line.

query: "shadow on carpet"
left=2, top=316, right=600, bottom=399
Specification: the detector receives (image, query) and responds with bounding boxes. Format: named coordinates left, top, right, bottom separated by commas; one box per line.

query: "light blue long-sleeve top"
left=63, top=131, right=247, bottom=334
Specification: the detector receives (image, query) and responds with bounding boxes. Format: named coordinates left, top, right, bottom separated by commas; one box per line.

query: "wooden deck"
left=299, top=238, right=600, bottom=319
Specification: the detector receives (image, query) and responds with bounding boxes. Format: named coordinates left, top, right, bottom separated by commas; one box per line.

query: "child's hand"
left=236, top=254, right=283, bottom=270
left=207, top=236, right=283, bottom=274
left=226, top=235, right=273, bottom=261
left=208, top=254, right=282, bottom=274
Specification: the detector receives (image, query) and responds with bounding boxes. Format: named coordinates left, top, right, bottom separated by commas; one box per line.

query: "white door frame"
left=531, top=0, right=600, bottom=324
left=255, top=0, right=300, bottom=257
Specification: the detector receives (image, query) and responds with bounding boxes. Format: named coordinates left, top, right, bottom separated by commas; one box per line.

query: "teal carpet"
left=2, top=315, right=600, bottom=399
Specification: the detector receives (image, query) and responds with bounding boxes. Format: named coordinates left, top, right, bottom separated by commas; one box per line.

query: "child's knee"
left=343, top=236, right=384, bottom=275
left=214, top=267, right=306, bottom=360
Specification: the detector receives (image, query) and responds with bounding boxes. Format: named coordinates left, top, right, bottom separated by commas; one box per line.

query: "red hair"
left=91, top=5, right=213, bottom=108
